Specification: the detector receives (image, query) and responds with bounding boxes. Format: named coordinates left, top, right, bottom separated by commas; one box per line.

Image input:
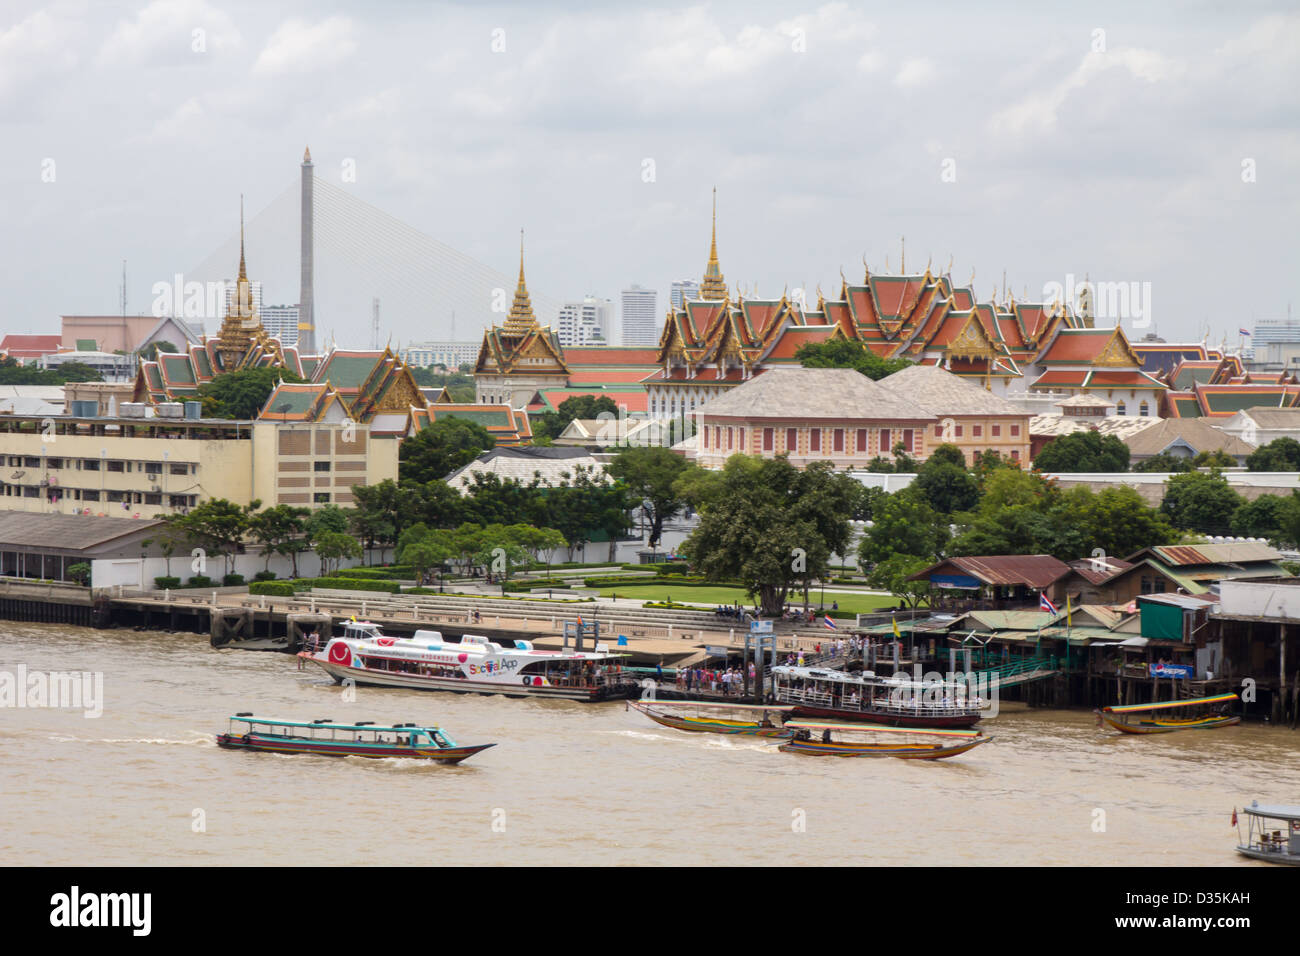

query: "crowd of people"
left=675, top=663, right=758, bottom=696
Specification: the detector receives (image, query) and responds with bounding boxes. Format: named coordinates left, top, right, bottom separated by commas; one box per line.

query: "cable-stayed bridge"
left=185, top=175, right=563, bottom=349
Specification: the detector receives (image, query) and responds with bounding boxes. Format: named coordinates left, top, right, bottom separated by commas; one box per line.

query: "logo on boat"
left=376, top=637, right=396, bottom=647
left=468, top=659, right=518, bottom=676
left=327, top=642, right=352, bottom=665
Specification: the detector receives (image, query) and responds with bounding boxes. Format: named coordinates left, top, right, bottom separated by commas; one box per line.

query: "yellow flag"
left=1066, top=593, right=1072, bottom=629
left=892, top=616, right=901, bottom=640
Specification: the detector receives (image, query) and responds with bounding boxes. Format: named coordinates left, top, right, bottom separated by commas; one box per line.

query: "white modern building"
left=401, top=341, right=480, bottom=369
left=670, top=279, right=700, bottom=309
left=620, top=284, right=659, bottom=347
left=556, top=296, right=612, bottom=348
left=261, top=304, right=300, bottom=347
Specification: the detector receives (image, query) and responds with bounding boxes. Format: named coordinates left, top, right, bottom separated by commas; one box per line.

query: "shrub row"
left=249, top=581, right=295, bottom=597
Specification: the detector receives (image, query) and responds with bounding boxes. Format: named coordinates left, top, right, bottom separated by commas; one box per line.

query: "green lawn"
left=593, top=584, right=896, bottom=614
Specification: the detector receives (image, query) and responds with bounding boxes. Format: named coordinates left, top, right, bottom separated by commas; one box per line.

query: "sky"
left=2, top=0, right=1298, bottom=348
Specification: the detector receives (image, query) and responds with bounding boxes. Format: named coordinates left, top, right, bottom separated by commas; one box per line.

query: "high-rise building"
left=556, top=296, right=612, bottom=348
left=670, top=279, right=700, bottom=309
left=261, top=304, right=300, bottom=346
left=620, top=285, right=658, bottom=346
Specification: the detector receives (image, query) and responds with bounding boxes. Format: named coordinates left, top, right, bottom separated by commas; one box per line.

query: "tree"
left=1133, top=452, right=1194, bottom=473
left=316, top=531, right=361, bottom=576
left=474, top=524, right=531, bottom=582
left=1160, top=471, right=1244, bottom=535
left=397, top=528, right=454, bottom=585
left=247, top=504, right=309, bottom=574
left=1232, top=494, right=1287, bottom=541
left=197, top=366, right=304, bottom=419
left=1033, top=430, right=1130, bottom=472
left=531, top=395, right=621, bottom=442
left=793, top=338, right=912, bottom=380
left=680, top=457, right=858, bottom=616
left=913, top=449, right=980, bottom=515
left=859, top=487, right=949, bottom=566
left=607, top=446, right=694, bottom=549
left=1246, top=437, right=1300, bottom=472
left=0, top=356, right=103, bottom=385
left=172, top=498, right=258, bottom=577
left=398, top=417, right=495, bottom=484
left=138, top=341, right=178, bottom=362
left=866, top=554, right=931, bottom=609
left=350, top=479, right=420, bottom=563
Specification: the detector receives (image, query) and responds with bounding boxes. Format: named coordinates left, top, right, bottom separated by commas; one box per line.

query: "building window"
left=1010, top=449, right=1020, bottom=461
left=106, top=461, right=124, bottom=473
left=1139, top=401, right=1149, bottom=417
left=170, top=463, right=188, bottom=476
left=933, top=425, right=943, bottom=438
left=314, top=492, right=331, bottom=504
left=763, top=428, right=774, bottom=452
left=1010, top=424, right=1020, bottom=436
left=83, top=459, right=99, bottom=471
left=701, top=428, right=709, bottom=449
left=1116, top=401, right=1127, bottom=416
left=902, top=429, right=913, bottom=453
left=314, top=461, right=331, bottom=472
left=810, top=429, right=821, bottom=452
left=856, top=429, right=867, bottom=454
left=879, top=429, right=890, bottom=453
left=83, top=490, right=100, bottom=502
left=833, top=429, right=844, bottom=452
left=786, top=428, right=797, bottom=453
left=972, top=425, right=982, bottom=438
left=727, top=428, right=733, bottom=450
left=991, top=425, right=1001, bottom=437
left=738, top=428, right=745, bottom=449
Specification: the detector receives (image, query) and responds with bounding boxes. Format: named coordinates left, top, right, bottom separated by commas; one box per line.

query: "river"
left=2, top=623, right=1297, bottom=866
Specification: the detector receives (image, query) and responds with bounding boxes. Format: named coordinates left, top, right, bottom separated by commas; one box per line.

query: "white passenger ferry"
left=299, top=621, right=637, bottom=702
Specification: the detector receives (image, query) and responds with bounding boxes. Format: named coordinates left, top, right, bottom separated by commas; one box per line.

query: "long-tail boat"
left=1095, top=693, right=1240, bottom=735
left=215, top=715, right=495, bottom=763
left=777, top=720, right=992, bottom=759
left=627, top=699, right=795, bottom=738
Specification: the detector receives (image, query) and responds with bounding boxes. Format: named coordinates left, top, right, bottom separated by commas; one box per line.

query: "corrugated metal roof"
left=0, top=512, right=162, bottom=552
left=923, top=554, right=1072, bottom=588
left=1067, top=557, right=1134, bottom=584
left=1149, top=542, right=1282, bottom=565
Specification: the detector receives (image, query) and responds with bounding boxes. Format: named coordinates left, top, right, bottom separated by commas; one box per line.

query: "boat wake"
left=48, top=733, right=212, bottom=747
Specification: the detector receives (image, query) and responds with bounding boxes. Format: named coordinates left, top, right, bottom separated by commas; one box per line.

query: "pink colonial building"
left=692, top=367, right=936, bottom=469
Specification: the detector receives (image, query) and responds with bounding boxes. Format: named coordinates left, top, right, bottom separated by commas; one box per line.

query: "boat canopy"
left=1240, top=802, right=1300, bottom=821
left=1104, top=693, right=1238, bottom=714
left=773, top=666, right=967, bottom=689
left=229, top=715, right=439, bottom=734
left=783, top=720, right=982, bottom=738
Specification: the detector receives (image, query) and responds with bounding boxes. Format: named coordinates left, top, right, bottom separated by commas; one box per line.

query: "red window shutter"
left=786, top=428, right=797, bottom=452
left=833, top=429, right=844, bottom=452
left=880, top=428, right=890, bottom=452
left=763, top=428, right=774, bottom=451
left=810, top=430, right=821, bottom=452
left=856, top=429, right=867, bottom=453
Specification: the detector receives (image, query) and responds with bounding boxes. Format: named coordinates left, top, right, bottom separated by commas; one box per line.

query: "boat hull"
left=303, top=656, right=636, bottom=702
left=631, top=702, right=792, bottom=738
left=778, top=736, right=991, bottom=760
left=1098, top=711, right=1240, bottom=735
left=788, top=703, right=981, bottom=729
left=216, top=733, right=494, bottom=763
left=1235, top=845, right=1300, bottom=866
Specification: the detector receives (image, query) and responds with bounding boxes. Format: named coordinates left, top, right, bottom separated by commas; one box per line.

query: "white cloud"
left=96, top=0, right=240, bottom=66
left=254, top=16, right=356, bottom=74
left=991, top=48, right=1178, bottom=136
left=0, top=9, right=79, bottom=105
left=894, top=57, right=936, bottom=88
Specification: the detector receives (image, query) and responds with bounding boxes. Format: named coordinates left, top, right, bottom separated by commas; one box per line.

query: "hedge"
left=223, top=573, right=245, bottom=587
left=249, top=581, right=295, bottom=597
left=252, top=571, right=277, bottom=582
left=154, top=576, right=181, bottom=590
left=297, top=577, right=401, bottom=593
left=187, top=575, right=213, bottom=589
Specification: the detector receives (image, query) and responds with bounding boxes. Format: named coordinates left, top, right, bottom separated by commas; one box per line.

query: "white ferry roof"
left=333, top=632, right=619, bottom=660
left=230, top=716, right=441, bottom=734
left=773, top=665, right=966, bottom=688
left=1242, top=803, right=1300, bottom=821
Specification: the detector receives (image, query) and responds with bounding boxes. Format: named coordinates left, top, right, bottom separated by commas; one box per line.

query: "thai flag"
left=1040, top=593, right=1058, bottom=615
left=1240, top=328, right=1251, bottom=336
left=823, top=615, right=837, bottom=630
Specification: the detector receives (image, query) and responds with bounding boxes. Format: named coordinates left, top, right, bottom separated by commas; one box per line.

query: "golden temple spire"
left=238, top=194, right=247, bottom=283
left=503, top=229, right=538, bottom=336
left=700, top=187, right=727, bottom=300
left=900, top=236, right=905, bottom=274
left=303, top=145, right=312, bottom=163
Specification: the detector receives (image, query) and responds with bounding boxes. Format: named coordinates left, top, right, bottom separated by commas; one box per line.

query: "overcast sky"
left=2, top=1, right=1297, bottom=347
